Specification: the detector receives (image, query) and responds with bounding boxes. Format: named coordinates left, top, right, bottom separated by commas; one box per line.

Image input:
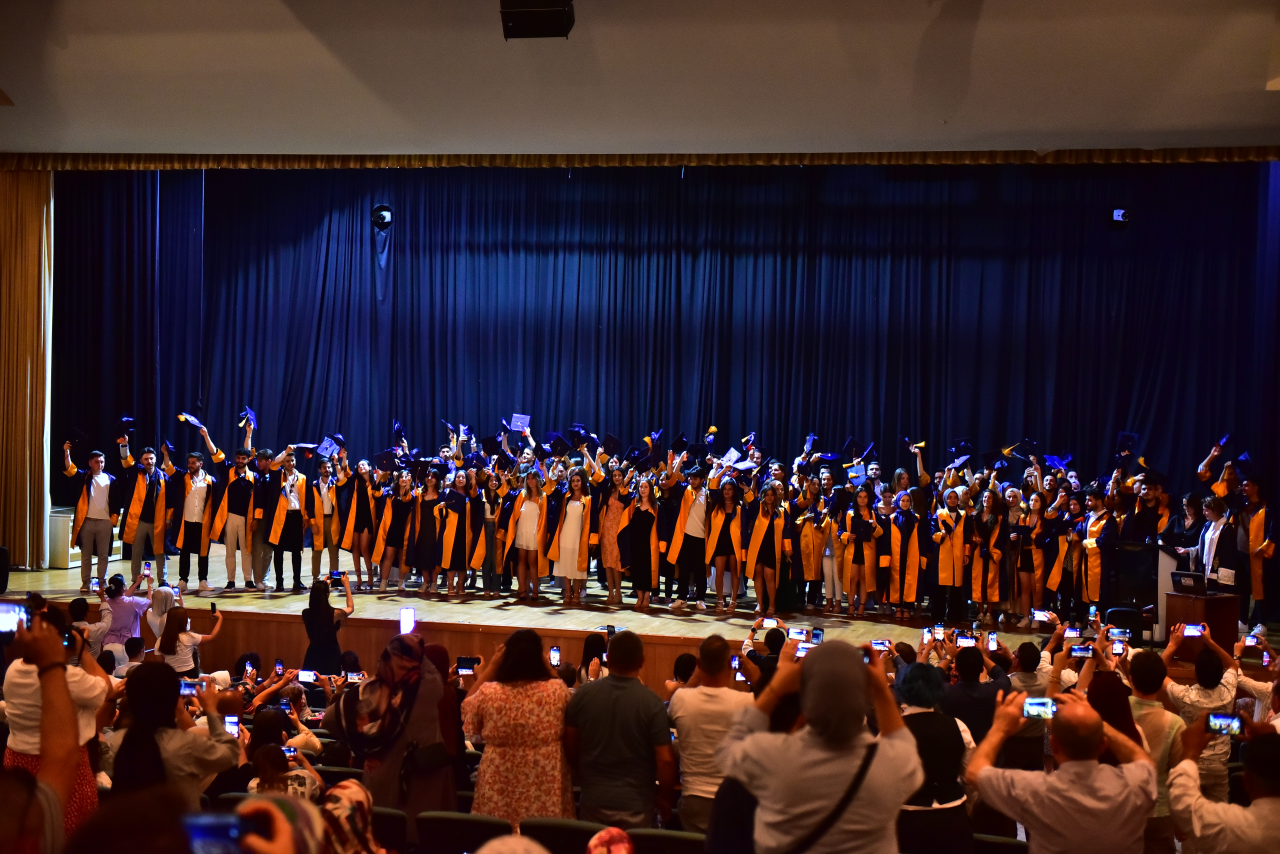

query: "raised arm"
left=200, top=426, right=223, bottom=462
left=199, top=611, right=225, bottom=644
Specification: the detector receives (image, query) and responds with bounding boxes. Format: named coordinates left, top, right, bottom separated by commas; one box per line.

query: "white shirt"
left=1203, top=517, right=1226, bottom=577
left=3, top=659, right=109, bottom=751
left=1166, top=669, right=1238, bottom=766
left=285, top=472, right=301, bottom=510
left=72, top=609, right=114, bottom=660
left=684, top=488, right=708, bottom=539
left=668, top=685, right=754, bottom=798
left=87, top=472, right=112, bottom=519
left=1168, top=759, right=1280, bottom=854
left=318, top=479, right=334, bottom=515
left=183, top=470, right=210, bottom=523
left=163, top=631, right=203, bottom=672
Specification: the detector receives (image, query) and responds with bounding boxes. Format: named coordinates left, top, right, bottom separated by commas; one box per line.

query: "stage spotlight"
left=500, top=0, right=574, bottom=39
left=372, top=204, right=393, bottom=231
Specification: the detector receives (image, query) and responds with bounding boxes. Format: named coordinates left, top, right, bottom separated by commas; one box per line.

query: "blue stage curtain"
left=50, top=163, right=1278, bottom=506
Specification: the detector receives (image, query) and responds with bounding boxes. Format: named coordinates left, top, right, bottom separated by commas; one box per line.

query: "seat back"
left=973, top=833, right=1029, bottom=854
left=519, top=817, right=608, bottom=853
left=415, top=811, right=511, bottom=854
left=216, top=792, right=249, bottom=811
left=371, top=807, right=408, bottom=851
left=314, top=765, right=363, bottom=786
left=628, top=828, right=707, bottom=854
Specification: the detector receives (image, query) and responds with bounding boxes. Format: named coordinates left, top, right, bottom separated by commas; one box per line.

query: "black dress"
left=713, top=510, right=737, bottom=558
left=302, top=606, right=342, bottom=675
left=629, top=508, right=656, bottom=593
left=414, top=496, right=441, bottom=571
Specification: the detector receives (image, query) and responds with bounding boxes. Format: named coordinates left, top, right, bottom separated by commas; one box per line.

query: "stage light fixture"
left=500, top=0, right=574, bottom=39
left=372, top=204, right=393, bottom=231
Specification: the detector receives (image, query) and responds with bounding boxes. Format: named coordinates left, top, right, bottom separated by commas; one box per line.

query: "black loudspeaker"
left=500, top=1, right=574, bottom=39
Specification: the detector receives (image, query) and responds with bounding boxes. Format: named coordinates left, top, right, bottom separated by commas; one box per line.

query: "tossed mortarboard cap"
left=704, top=425, right=717, bottom=446
left=118, top=413, right=136, bottom=439
left=903, top=436, right=926, bottom=451
left=463, top=452, right=485, bottom=470
left=66, top=426, right=90, bottom=447
left=441, top=419, right=456, bottom=436
left=812, top=452, right=840, bottom=470
left=669, top=432, right=689, bottom=455
left=372, top=450, right=399, bottom=472
left=480, top=433, right=501, bottom=457
left=949, top=437, right=974, bottom=457
left=804, top=433, right=818, bottom=454
left=316, top=436, right=342, bottom=458
left=636, top=451, right=660, bottom=475
left=643, top=429, right=663, bottom=450
left=1114, top=431, right=1139, bottom=458
left=687, top=443, right=710, bottom=464
left=1020, top=438, right=1041, bottom=458
left=1218, top=432, right=1231, bottom=449
left=500, top=418, right=513, bottom=434
left=602, top=433, right=623, bottom=459
left=860, top=442, right=876, bottom=461
left=392, top=419, right=406, bottom=445
left=947, top=454, right=971, bottom=471
left=238, top=406, right=257, bottom=430
left=564, top=426, right=588, bottom=448
left=533, top=443, right=552, bottom=462
left=732, top=460, right=759, bottom=472
left=459, top=424, right=471, bottom=439
left=622, top=445, right=645, bottom=467
left=293, top=442, right=319, bottom=459
left=550, top=433, right=574, bottom=458
left=980, top=449, right=1007, bottom=470
left=684, top=463, right=707, bottom=478
left=741, top=431, right=756, bottom=450
left=493, top=449, right=516, bottom=471
left=849, top=473, right=869, bottom=487
left=162, top=439, right=175, bottom=455
left=796, top=458, right=812, bottom=478
left=841, top=436, right=857, bottom=457
left=177, top=412, right=204, bottom=431
left=1234, top=451, right=1257, bottom=482
left=1044, top=454, right=1072, bottom=471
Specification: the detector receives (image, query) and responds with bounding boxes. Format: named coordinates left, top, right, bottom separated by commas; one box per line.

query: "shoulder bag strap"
left=783, top=741, right=879, bottom=854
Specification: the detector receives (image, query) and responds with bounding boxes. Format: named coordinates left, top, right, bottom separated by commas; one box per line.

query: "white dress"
left=553, top=500, right=587, bottom=579
left=515, top=498, right=541, bottom=551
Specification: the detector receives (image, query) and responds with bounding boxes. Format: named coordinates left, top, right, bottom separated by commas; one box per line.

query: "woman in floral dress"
left=460, top=628, right=573, bottom=828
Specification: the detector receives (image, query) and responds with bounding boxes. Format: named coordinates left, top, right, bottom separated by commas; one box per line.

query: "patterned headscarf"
left=319, top=780, right=382, bottom=854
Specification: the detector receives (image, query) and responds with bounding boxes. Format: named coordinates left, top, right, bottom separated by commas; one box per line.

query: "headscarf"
left=337, top=634, right=426, bottom=760
left=150, top=586, right=176, bottom=620
left=800, top=640, right=868, bottom=747
left=892, top=490, right=916, bottom=526
left=586, top=827, right=634, bottom=854
left=1086, top=671, right=1143, bottom=766
left=424, top=643, right=461, bottom=756
left=319, top=780, right=381, bottom=854
left=476, top=838, right=553, bottom=854
left=245, top=794, right=326, bottom=854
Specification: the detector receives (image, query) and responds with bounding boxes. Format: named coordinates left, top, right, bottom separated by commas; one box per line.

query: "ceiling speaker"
left=500, top=1, right=574, bottom=39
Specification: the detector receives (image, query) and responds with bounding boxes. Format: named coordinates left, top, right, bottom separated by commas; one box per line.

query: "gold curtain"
left=0, top=171, right=52, bottom=570
left=2, top=145, right=1280, bottom=171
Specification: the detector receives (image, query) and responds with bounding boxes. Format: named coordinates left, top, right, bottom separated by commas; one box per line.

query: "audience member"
left=423, top=642, right=469, bottom=791
left=565, top=631, right=675, bottom=829
left=661, top=652, right=697, bottom=701
left=462, top=628, right=574, bottom=828
left=111, top=663, right=239, bottom=810
left=246, top=742, right=324, bottom=801
left=1127, top=650, right=1186, bottom=854
left=67, top=596, right=113, bottom=663
left=1168, top=722, right=1280, bottom=854
left=666, top=634, right=753, bottom=833
left=1160, top=623, right=1238, bottom=802
left=718, top=640, right=924, bottom=854
left=577, top=633, right=609, bottom=685
left=740, top=619, right=786, bottom=694
left=1003, top=641, right=1051, bottom=769
left=301, top=577, right=354, bottom=675
left=101, top=574, right=151, bottom=648
left=897, top=662, right=974, bottom=854
left=1085, top=670, right=1144, bottom=766
left=157, top=605, right=224, bottom=678
left=967, top=691, right=1156, bottom=854
left=940, top=645, right=1011, bottom=743
left=144, top=585, right=176, bottom=638
left=113, top=637, right=146, bottom=678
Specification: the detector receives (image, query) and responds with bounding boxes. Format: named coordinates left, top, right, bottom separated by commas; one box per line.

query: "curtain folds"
left=0, top=170, right=52, bottom=569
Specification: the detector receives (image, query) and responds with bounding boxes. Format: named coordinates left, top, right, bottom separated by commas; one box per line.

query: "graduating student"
left=249, top=447, right=285, bottom=589
left=1239, top=473, right=1275, bottom=626
left=547, top=465, right=595, bottom=606
left=339, top=457, right=383, bottom=591
left=161, top=444, right=217, bottom=593
left=205, top=423, right=257, bottom=590
left=886, top=490, right=924, bottom=619
left=413, top=465, right=445, bottom=595
left=593, top=454, right=633, bottom=607
left=1013, top=491, right=1056, bottom=629
left=705, top=465, right=745, bottom=614
left=840, top=484, right=883, bottom=619
left=117, top=439, right=170, bottom=580
left=307, top=454, right=345, bottom=584
left=496, top=465, right=552, bottom=602
left=741, top=479, right=789, bottom=617
left=1054, top=492, right=1087, bottom=627
left=436, top=470, right=487, bottom=597
left=659, top=449, right=711, bottom=611
left=372, top=468, right=416, bottom=594
left=1032, top=491, right=1070, bottom=625
left=62, top=442, right=118, bottom=593
left=791, top=474, right=833, bottom=614
left=619, top=476, right=660, bottom=611
left=932, top=487, right=972, bottom=625
left=874, top=482, right=897, bottom=612
left=971, top=489, right=1007, bottom=625
left=476, top=462, right=509, bottom=599
left=265, top=448, right=309, bottom=593
left=1074, top=485, right=1120, bottom=616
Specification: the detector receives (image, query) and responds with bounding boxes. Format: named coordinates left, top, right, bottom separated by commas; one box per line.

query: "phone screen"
left=1107, top=628, right=1130, bottom=640
left=345, top=672, right=364, bottom=682
left=549, top=646, right=561, bottom=667
left=1264, top=652, right=1272, bottom=666
left=1183, top=625, right=1204, bottom=638
left=787, top=627, right=808, bottom=641
left=182, top=813, right=247, bottom=853
left=811, top=628, right=824, bottom=644
left=607, top=624, right=617, bottom=638
left=762, top=618, right=778, bottom=629
left=795, top=642, right=817, bottom=658
left=399, top=607, right=416, bottom=635
left=457, top=656, right=481, bottom=676
left=1070, top=644, right=1093, bottom=658
left=734, top=671, right=746, bottom=682
left=144, top=561, right=153, bottom=578
left=90, top=577, right=100, bottom=592
left=1088, top=605, right=1098, bottom=619
left=297, top=670, right=317, bottom=683
left=179, top=680, right=200, bottom=697
left=956, top=635, right=977, bottom=648
left=871, top=639, right=892, bottom=651
left=224, top=715, right=240, bottom=737
left=933, top=625, right=945, bottom=641
left=1207, top=713, right=1242, bottom=736
left=330, top=569, right=343, bottom=581
left=1244, top=635, right=1259, bottom=647
left=0, top=602, right=26, bottom=634
left=1064, top=627, right=1082, bottom=638
left=275, top=659, right=284, bottom=676
left=282, top=746, right=298, bottom=758
left=731, top=655, right=740, bottom=670
left=1023, top=697, right=1056, bottom=719
left=279, top=698, right=291, bottom=713
left=1031, top=610, right=1052, bottom=622
left=1111, top=640, right=1125, bottom=655
left=987, top=631, right=998, bottom=651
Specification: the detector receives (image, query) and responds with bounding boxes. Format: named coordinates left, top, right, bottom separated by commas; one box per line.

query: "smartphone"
left=731, top=655, right=740, bottom=671
left=144, top=561, right=153, bottom=578
left=796, top=642, right=817, bottom=658
left=224, top=715, right=240, bottom=737
left=1207, top=713, right=1242, bottom=736
left=1108, top=628, right=1131, bottom=640
left=1064, top=627, right=1082, bottom=638
left=762, top=618, right=778, bottom=629
left=210, top=602, right=217, bottom=615
left=282, top=746, right=298, bottom=758
left=279, top=697, right=292, bottom=713
left=811, top=628, right=824, bottom=644
left=870, top=639, right=892, bottom=652
left=1244, top=635, right=1259, bottom=647
left=399, top=607, right=415, bottom=635
left=734, top=671, right=746, bottom=682
left=601, top=652, right=608, bottom=663
left=1070, top=644, right=1093, bottom=658
left=549, top=646, right=561, bottom=668
left=1264, top=652, right=1272, bottom=667
left=787, top=627, right=809, bottom=641
left=0, top=601, right=26, bottom=635
left=933, top=624, right=945, bottom=641
left=1111, top=640, right=1126, bottom=656
left=1023, top=697, right=1056, bottom=720
left=1032, top=610, right=1052, bottom=622
left=922, top=628, right=933, bottom=645
left=90, top=576, right=100, bottom=592
left=275, top=659, right=284, bottom=676
left=345, top=671, right=364, bottom=682
left=182, top=813, right=271, bottom=853
left=330, top=569, right=343, bottom=581
left=607, top=624, right=617, bottom=638
left=456, top=656, right=481, bottom=676
left=1183, top=624, right=1205, bottom=638
left=1088, top=605, right=1098, bottom=619
left=956, top=634, right=977, bottom=648
left=179, top=680, right=200, bottom=697
left=296, top=670, right=318, bottom=683
left=987, top=631, right=998, bottom=652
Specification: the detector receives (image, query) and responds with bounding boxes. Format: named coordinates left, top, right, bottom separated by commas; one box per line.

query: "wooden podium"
left=1164, top=592, right=1239, bottom=662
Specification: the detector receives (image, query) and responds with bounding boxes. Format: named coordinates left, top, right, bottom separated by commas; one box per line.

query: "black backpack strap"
left=783, top=741, right=879, bottom=854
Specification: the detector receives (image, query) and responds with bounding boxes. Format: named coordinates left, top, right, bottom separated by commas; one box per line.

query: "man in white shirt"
left=309, top=456, right=343, bottom=583
left=1160, top=623, right=1239, bottom=802
left=165, top=447, right=216, bottom=592
left=273, top=450, right=308, bottom=593
left=1168, top=718, right=1280, bottom=854
left=67, top=594, right=114, bottom=662
left=62, top=443, right=118, bottom=594
left=968, top=690, right=1157, bottom=854
left=660, top=456, right=709, bottom=610
left=667, top=634, right=754, bottom=833
left=113, top=637, right=146, bottom=678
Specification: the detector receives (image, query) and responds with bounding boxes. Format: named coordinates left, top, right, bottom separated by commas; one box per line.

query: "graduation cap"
left=848, top=472, right=869, bottom=488
left=492, top=449, right=516, bottom=472
left=980, top=449, right=1008, bottom=470
left=480, top=433, right=502, bottom=458
left=66, top=426, right=90, bottom=447
left=500, top=418, right=513, bottom=434
left=564, top=426, right=589, bottom=449
left=463, top=452, right=485, bottom=470
left=118, top=413, right=136, bottom=441
left=1019, top=438, right=1041, bottom=459
left=532, top=443, right=552, bottom=463
left=1044, top=454, right=1072, bottom=472
left=669, top=432, right=689, bottom=455
left=392, top=419, right=406, bottom=446
left=811, top=452, right=840, bottom=468
left=741, top=431, right=756, bottom=451
left=948, top=437, right=975, bottom=458
left=859, top=442, right=876, bottom=462
left=687, top=443, right=710, bottom=464
left=161, top=439, right=175, bottom=455
left=602, top=433, right=623, bottom=459
left=947, top=454, right=972, bottom=471
left=440, top=419, right=456, bottom=436
left=732, top=460, right=759, bottom=472
left=635, top=450, right=661, bottom=475
left=902, top=436, right=926, bottom=451
left=316, top=436, right=342, bottom=458
left=1234, top=451, right=1257, bottom=482
left=569, top=422, right=600, bottom=453
left=293, top=442, right=320, bottom=459
left=549, top=433, right=574, bottom=458
left=372, top=450, right=401, bottom=472
left=411, top=458, right=445, bottom=482
left=459, top=424, right=472, bottom=440
left=622, top=445, right=645, bottom=468
left=643, top=429, right=663, bottom=451
left=704, top=425, right=717, bottom=446
left=804, top=433, right=818, bottom=454
left=1218, top=432, right=1231, bottom=449
left=238, top=406, right=257, bottom=430
left=177, top=412, right=205, bottom=431
left=1114, top=431, right=1139, bottom=465
left=841, top=436, right=857, bottom=458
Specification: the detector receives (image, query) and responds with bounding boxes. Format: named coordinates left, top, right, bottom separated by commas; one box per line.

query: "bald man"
left=967, top=691, right=1156, bottom=854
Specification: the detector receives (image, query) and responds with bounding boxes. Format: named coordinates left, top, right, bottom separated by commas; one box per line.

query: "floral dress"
left=460, top=679, right=574, bottom=827
left=600, top=493, right=625, bottom=571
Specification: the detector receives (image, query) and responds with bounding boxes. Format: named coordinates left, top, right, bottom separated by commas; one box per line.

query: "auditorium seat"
left=628, top=828, right=706, bottom=854
left=371, top=807, right=408, bottom=851
left=973, top=833, right=1029, bottom=853
left=415, top=811, right=510, bottom=854
left=518, top=817, right=607, bottom=852
left=217, top=792, right=249, bottom=811
left=1105, top=608, right=1145, bottom=646
left=314, top=765, right=363, bottom=786
left=455, top=789, right=474, bottom=813
left=1229, top=771, right=1250, bottom=806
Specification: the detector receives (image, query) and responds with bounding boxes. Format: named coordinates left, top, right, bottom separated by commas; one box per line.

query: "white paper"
left=720, top=447, right=741, bottom=466
left=1216, top=568, right=1236, bottom=586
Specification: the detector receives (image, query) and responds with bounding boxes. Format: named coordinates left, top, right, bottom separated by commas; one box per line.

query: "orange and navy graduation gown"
left=496, top=487, right=552, bottom=577
left=307, top=474, right=345, bottom=547
left=971, top=513, right=1006, bottom=604
left=791, top=494, right=834, bottom=584
left=118, top=452, right=169, bottom=546
left=887, top=508, right=924, bottom=604
left=933, top=507, right=971, bottom=589
left=545, top=490, right=596, bottom=576
left=1038, top=512, right=1070, bottom=593
left=267, top=472, right=310, bottom=546
left=741, top=500, right=789, bottom=580
left=372, top=489, right=415, bottom=566
left=840, top=508, right=883, bottom=593
left=1247, top=504, right=1274, bottom=604
left=211, top=465, right=256, bottom=542
left=162, top=463, right=218, bottom=557
left=618, top=501, right=661, bottom=588
left=340, top=477, right=382, bottom=550
left=1075, top=511, right=1119, bottom=604
left=436, top=488, right=488, bottom=572
left=63, top=462, right=118, bottom=548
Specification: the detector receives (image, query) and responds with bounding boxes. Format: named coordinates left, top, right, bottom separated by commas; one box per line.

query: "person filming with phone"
left=301, top=574, right=354, bottom=676
left=1160, top=622, right=1239, bottom=803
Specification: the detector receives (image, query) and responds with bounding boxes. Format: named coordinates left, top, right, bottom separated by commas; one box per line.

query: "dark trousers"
left=1054, top=572, right=1081, bottom=625
left=931, top=584, right=969, bottom=624
left=663, top=561, right=678, bottom=599
left=676, top=537, right=707, bottom=602
left=896, top=805, right=973, bottom=854
left=177, top=521, right=209, bottom=582
left=803, top=578, right=824, bottom=606
left=273, top=510, right=304, bottom=587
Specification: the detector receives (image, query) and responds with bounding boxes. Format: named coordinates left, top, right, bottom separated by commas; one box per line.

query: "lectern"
left=1164, top=592, right=1239, bottom=662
